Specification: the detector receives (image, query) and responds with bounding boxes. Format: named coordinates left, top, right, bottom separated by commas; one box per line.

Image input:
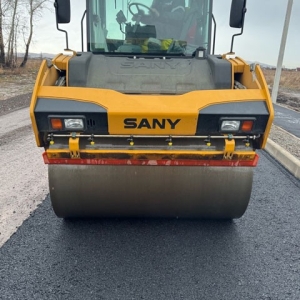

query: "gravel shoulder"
left=0, top=93, right=32, bottom=116
left=0, top=108, right=48, bottom=247
left=268, top=124, right=300, bottom=160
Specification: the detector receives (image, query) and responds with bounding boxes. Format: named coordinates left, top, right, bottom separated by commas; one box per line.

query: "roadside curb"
left=265, top=138, right=300, bottom=179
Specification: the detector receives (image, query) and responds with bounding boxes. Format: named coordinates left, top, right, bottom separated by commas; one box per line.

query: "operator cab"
left=53, top=0, right=247, bottom=93
left=87, top=0, right=211, bottom=56
left=55, top=0, right=247, bottom=57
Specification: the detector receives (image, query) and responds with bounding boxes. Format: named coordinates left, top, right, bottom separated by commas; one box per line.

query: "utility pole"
left=272, top=0, right=293, bottom=103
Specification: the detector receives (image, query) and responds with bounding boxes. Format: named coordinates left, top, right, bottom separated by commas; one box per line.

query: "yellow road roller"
left=30, top=0, right=274, bottom=219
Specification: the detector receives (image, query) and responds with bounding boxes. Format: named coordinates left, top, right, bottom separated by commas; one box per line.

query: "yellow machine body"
left=30, top=0, right=274, bottom=219
left=30, top=54, right=273, bottom=219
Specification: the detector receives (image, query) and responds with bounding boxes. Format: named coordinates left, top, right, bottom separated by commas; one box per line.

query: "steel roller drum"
left=49, top=165, right=253, bottom=219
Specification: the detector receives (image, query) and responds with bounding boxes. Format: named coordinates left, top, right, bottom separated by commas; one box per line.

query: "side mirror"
left=54, top=0, right=71, bottom=24
left=230, top=0, right=247, bottom=28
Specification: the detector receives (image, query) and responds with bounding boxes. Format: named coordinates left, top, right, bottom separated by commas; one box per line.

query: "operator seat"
left=179, top=0, right=205, bottom=45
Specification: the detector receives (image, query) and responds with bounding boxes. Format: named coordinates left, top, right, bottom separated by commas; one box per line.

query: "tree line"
left=0, top=0, right=49, bottom=68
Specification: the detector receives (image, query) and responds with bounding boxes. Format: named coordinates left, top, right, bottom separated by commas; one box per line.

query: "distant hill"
left=257, top=63, right=276, bottom=69
left=246, top=61, right=276, bottom=69
left=18, top=52, right=55, bottom=59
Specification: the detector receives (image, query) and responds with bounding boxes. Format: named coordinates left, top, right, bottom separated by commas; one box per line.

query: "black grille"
left=87, top=118, right=96, bottom=129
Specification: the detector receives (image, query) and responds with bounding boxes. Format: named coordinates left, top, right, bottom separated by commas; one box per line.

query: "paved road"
left=274, top=104, right=300, bottom=138
left=0, top=151, right=299, bottom=300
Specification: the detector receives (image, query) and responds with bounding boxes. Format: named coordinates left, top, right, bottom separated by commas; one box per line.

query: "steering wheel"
left=128, top=2, right=153, bottom=16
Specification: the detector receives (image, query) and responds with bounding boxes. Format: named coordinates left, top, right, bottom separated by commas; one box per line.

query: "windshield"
left=87, top=0, right=212, bottom=56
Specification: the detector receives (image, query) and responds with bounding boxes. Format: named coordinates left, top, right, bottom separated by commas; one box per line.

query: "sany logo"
left=124, top=118, right=181, bottom=129
left=120, top=61, right=181, bottom=69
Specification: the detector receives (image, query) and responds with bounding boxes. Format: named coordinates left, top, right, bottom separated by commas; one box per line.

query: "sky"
left=31, top=0, right=300, bottom=68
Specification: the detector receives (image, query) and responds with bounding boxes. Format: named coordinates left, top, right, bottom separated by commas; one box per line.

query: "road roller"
left=30, top=0, right=274, bottom=219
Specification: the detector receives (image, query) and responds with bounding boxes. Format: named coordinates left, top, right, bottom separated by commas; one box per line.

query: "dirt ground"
left=0, top=74, right=35, bottom=101
left=276, top=90, right=300, bottom=112
left=263, top=68, right=300, bottom=112
left=0, top=59, right=39, bottom=101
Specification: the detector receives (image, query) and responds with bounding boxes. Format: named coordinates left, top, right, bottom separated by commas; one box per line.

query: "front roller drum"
left=48, top=164, right=253, bottom=219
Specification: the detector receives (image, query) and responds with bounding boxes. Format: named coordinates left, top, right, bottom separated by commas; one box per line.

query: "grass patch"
left=0, top=59, right=42, bottom=100
left=262, top=69, right=300, bottom=92
left=0, top=58, right=42, bottom=78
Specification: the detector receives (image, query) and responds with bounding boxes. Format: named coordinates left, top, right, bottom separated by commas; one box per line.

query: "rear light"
left=241, top=120, right=254, bottom=132
left=50, top=118, right=63, bottom=130
left=48, top=115, right=86, bottom=131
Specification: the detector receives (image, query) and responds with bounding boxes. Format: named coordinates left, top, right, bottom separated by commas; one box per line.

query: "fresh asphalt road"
left=273, top=104, right=300, bottom=138
left=0, top=151, right=300, bottom=300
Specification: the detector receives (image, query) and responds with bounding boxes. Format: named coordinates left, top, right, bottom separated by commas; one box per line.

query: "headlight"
left=64, top=119, right=84, bottom=129
left=220, top=120, right=240, bottom=132
left=48, top=115, right=86, bottom=131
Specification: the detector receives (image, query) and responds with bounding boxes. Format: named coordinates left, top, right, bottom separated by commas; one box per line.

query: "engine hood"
left=68, top=53, right=232, bottom=94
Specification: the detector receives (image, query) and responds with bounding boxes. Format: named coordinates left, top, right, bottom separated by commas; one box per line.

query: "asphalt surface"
left=273, top=104, right=300, bottom=138
left=0, top=151, right=300, bottom=300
